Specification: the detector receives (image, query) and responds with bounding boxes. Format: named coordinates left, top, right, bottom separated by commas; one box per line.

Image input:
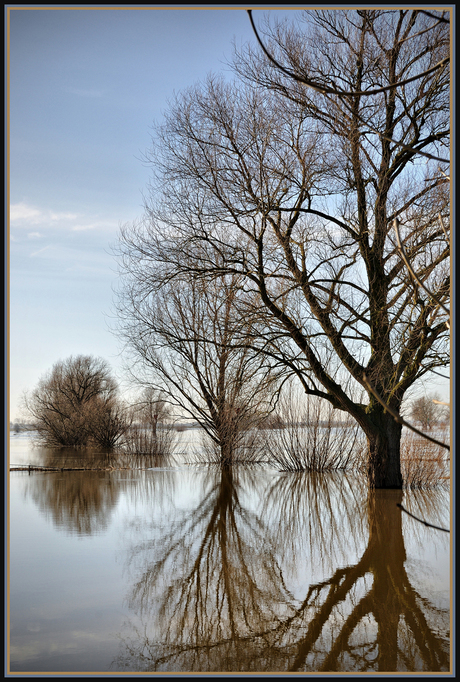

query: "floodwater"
left=7, top=432, right=451, bottom=674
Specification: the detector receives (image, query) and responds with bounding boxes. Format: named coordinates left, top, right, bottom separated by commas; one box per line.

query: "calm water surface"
left=8, top=432, right=451, bottom=674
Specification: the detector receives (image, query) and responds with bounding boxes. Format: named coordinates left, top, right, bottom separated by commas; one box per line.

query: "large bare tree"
left=129, top=9, right=450, bottom=487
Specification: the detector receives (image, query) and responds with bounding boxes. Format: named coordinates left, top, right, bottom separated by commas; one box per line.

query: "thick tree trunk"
left=219, top=430, right=238, bottom=466
left=365, top=412, right=403, bottom=489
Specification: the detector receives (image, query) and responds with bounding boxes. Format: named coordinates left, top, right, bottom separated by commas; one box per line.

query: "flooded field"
left=7, top=432, right=451, bottom=674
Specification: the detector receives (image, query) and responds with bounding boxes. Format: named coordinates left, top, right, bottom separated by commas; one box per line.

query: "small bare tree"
left=410, top=394, right=447, bottom=431
left=136, top=387, right=170, bottom=436
left=123, top=387, right=176, bottom=457
left=114, top=253, right=279, bottom=465
left=23, top=355, right=127, bottom=449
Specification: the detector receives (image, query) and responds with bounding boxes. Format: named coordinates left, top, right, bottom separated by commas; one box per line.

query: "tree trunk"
left=365, top=411, right=403, bottom=489
left=219, top=432, right=237, bottom=466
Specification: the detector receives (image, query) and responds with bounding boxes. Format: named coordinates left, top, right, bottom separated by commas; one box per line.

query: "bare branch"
left=247, top=10, right=450, bottom=97
left=418, top=10, right=450, bottom=24
left=247, top=10, right=450, bottom=165
left=393, top=218, right=450, bottom=320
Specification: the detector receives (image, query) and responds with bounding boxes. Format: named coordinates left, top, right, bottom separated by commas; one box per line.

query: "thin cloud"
left=10, top=203, right=42, bottom=224
left=72, top=220, right=117, bottom=232
left=50, top=211, right=79, bottom=221
left=30, top=245, right=52, bottom=258
left=11, top=203, right=118, bottom=233
left=10, top=203, right=78, bottom=227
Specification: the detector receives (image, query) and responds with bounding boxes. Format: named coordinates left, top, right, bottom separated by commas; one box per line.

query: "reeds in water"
left=265, top=392, right=365, bottom=472
left=401, top=428, right=450, bottom=489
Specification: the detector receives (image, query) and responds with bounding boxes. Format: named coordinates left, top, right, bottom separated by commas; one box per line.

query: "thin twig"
left=247, top=10, right=450, bottom=98
left=438, top=167, right=451, bottom=180
left=374, top=132, right=449, bottom=165
left=362, top=374, right=450, bottom=451
left=429, top=369, right=450, bottom=379
left=397, top=503, right=450, bottom=532
left=418, top=10, right=450, bottom=24
left=438, top=212, right=450, bottom=241
left=247, top=10, right=450, bottom=166
left=393, top=218, right=450, bottom=320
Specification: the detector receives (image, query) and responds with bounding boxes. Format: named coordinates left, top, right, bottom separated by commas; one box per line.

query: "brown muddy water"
left=7, top=431, right=451, bottom=674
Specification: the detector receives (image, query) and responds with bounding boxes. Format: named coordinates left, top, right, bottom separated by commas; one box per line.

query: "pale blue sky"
left=8, top=5, right=300, bottom=420
left=7, top=6, right=450, bottom=420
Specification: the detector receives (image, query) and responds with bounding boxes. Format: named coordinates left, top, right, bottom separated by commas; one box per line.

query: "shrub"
left=122, top=424, right=177, bottom=457
left=23, top=355, right=129, bottom=449
left=400, top=429, right=450, bottom=489
left=265, top=385, right=364, bottom=472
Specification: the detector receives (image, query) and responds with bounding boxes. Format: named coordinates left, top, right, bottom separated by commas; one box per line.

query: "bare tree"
left=244, top=8, right=452, bottom=452
left=410, top=393, right=447, bottom=431
left=245, top=10, right=452, bottom=445
left=133, top=9, right=450, bottom=487
left=23, top=355, right=127, bottom=449
left=123, top=387, right=176, bottom=458
left=114, top=259, right=278, bottom=465
left=136, top=387, right=170, bottom=436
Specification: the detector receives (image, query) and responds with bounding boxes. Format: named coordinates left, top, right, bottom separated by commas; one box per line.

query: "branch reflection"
left=114, top=468, right=450, bottom=673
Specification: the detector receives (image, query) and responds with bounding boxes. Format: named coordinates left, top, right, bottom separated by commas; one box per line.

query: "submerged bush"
left=121, top=387, right=177, bottom=457
left=265, top=387, right=365, bottom=472
left=194, top=426, right=266, bottom=466
left=122, top=424, right=177, bottom=458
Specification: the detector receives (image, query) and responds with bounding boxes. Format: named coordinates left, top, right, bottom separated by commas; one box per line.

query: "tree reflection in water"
left=22, top=449, right=178, bottom=535
left=262, top=472, right=369, bottom=577
left=276, top=486, right=449, bottom=672
left=114, top=467, right=450, bottom=673
left=116, top=466, right=296, bottom=671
